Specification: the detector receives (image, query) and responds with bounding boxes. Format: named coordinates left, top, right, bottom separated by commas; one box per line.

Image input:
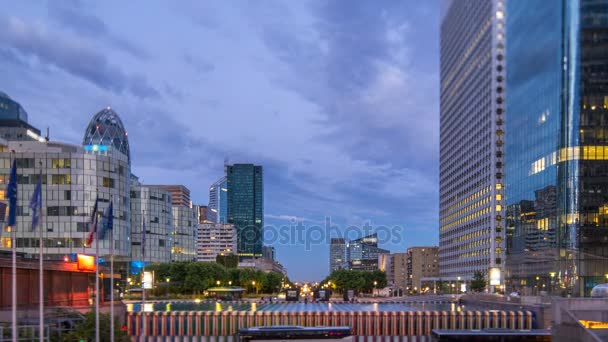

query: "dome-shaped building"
left=82, top=107, right=130, bottom=162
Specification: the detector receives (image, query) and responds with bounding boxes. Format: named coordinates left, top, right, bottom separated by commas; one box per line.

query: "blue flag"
left=29, top=173, right=42, bottom=231
left=99, top=202, right=113, bottom=240
left=7, top=160, right=17, bottom=227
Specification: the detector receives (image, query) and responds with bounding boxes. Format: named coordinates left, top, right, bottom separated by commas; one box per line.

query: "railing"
left=126, top=309, right=535, bottom=338
left=0, top=325, right=51, bottom=342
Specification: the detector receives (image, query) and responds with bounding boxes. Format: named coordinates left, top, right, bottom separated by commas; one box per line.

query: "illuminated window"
left=496, top=11, right=504, bottom=19
left=496, top=194, right=502, bottom=201
left=496, top=183, right=502, bottom=190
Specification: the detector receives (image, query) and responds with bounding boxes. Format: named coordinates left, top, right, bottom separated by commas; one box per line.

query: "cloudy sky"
left=0, top=0, right=440, bottom=281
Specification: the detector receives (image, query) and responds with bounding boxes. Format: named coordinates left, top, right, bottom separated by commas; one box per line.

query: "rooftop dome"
left=82, top=107, right=130, bottom=161
left=0, top=91, right=11, bottom=100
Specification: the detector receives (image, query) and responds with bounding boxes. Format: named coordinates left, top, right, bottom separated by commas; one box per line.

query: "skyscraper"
left=226, top=164, right=263, bottom=259
left=439, top=0, right=505, bottom=281
left=329, top=238, right=346, bottom=272
left=208, top=176, right=227, bottom=223
left=346, top=233, right=389, bottom=271
left=505, top=0, right=608, bottom=296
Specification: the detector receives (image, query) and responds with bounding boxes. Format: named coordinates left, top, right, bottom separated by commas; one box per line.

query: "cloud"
left=47, top=0, right=150, bottom=60
left=183, top=53, right=215, bottom=74
left=0, top=16, right=159, bottom=98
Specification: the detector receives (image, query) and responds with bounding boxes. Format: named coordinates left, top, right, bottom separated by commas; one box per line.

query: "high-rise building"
left=392, top=253, right=409, bottom=293
left=329, top=238, right=346, bottom=272
left=226, top=164, right=263, bottom=259
left=0, top=104, right=131, bottom=262
left=505, top=0, right=608, bottom=296
left=148, top=185, right=191, bottom=207
left=346, top=233, right=390, bottom=271
left=130, top=184, right=172, bottom=263
left=406, top=247, right=439, bottom=293
left=171, top=205, right=198, bottom=261
left=197, top=223, right=237, bottom=262
left=0, top=92, right=43, bottom=141
left=208, top=176, right=227, bottom=223
left=439, top=0, right=505, bottom=280
left=198, top=205, right=209, bottom=223
left=262, top=245, right=275, bottom=261
left=378, top=253, right=394, bottom=285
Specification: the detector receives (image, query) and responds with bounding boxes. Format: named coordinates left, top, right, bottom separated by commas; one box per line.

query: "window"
left=51, top=174, right=71, bottom=185
left=65, top=190, right=72, bottom=200
left=16, top=158, right=35, bottom=168
left=159, top=239, right=165, bottom=247
left=51, top=159, right=71, bottom=169
left=102, top=177, right=114, bottom=188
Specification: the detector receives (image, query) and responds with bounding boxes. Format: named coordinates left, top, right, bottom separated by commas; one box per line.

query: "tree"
left=471, top=271, right=486, bottom=292
left=216, top=254, right=238, bottom=268
left=61, top=312, right=130, bottom=342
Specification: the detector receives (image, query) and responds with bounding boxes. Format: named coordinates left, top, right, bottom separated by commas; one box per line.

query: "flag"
left=29, top=173, right=42, bottom=231
left=7, top=160, right=17, bottom=227
left=99, top=202, right=113, bottom=240
left=141, top=217, right=146, bottom=259
left=86, top=197, right=99, bottom=246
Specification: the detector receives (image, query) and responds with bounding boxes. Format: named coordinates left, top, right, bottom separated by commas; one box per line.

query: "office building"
left=262, top=245, right=275, bottom=261
left=227, top=164, right=263, bottom=259
left=505, top=0, right=608, bottom=296
left=148, top=185, right=191, bottom=207
left=171, top=205, right=198, bottom=261
left=346, top=233, right=389, bottom=271
left=392, top=253, right=408, bottom=293
left=439, top=0, right=505, bottom=280
left=198, top=205, right=209, bottom=223
left=406, top=247, right=439, bottom=293
left=0, top=104, right=131, bottom=261
left=0, top=92, right=44, bottom=142
left=378, top=253, right=394, bottom=285
left=197, top=223, right=237, bottom=262
left=208, top=176, right=227, bottom=223
left=329, top=238, right=346, bottom=272
left=130, top=184, right=172, bottom=263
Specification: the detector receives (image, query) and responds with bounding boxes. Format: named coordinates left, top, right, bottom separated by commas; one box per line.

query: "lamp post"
left=252, top=281, right=256, bottom=295
left=216, top=280, right=221, bottom=286
left=457, top=276, right=461, bottom=293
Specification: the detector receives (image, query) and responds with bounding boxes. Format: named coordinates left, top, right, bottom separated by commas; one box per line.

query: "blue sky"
left=0, top=0, right=440, bottom=281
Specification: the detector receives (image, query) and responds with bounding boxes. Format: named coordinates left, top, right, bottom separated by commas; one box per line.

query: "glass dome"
left=82, top=107, right=130, bottom=161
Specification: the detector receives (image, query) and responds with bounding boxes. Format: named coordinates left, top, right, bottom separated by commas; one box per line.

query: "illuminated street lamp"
left=229, top=281, right=232, bottom=286
left=216, top=280, right=221, bottom=286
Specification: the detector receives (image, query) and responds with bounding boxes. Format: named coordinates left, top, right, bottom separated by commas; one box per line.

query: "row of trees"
left=144, top=261, right=287, bottom=295
left=322, top=269, right=387, bottom=293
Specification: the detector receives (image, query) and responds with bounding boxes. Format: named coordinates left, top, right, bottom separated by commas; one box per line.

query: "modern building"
left=262, top=245, right=275, bottom=261
left=226, top=164, right=263, bottom=259
left=505, top=0, right=608, bottom=296
left=208, top=176, right=227, bottom=223
left=171, top=205, right=198, bottom=261
left=0, top=105, right=131, bottom=262
left=129, top=184, right=172, bottom=263
left=148, top=185, right=191, bottom=207
left=378, top=253, right=394, bottom=285
left=197, top=205, right=209, bottom=223
left=439, top=0, right=505, bottom=280
left=329, top=238, right=346, bottom=272
left=346, top=233, right=389, bottom=271
left=197, top=223, right=237, bottom=262
left=406, top=247, right=439, bottom=293
left=392, top=253, right=408, bottom=294
left=238, top=258, right=287, bottom=275
left=0, top=92, right=44, bottom=142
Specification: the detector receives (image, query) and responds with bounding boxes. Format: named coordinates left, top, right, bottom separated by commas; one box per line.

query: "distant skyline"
left=0, top=0, right=440, bottom=280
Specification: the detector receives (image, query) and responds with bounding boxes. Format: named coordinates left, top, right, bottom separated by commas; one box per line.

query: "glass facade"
left=0, top=91, right=28, bottom=123
left=439, top=0, right=506, bottom=279
left=226, top=164, right=263, bottom=258
left=346, top=234, right=389, bottom=271
left=0, top=140, right=131, bottom=260
left=129, top=185, right=172, bottom=263
left=329, top=238, right=346, bottom=272
left=208, top=176, right=227, bottom=224
left=82, top=107, right=131, bottom=163
left=171, top=205, right=198, bottom=261
left=506, top=0, right=608, bottom=296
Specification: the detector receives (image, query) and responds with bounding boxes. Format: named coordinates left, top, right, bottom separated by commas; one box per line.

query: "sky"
left=0, top=0, right=440, bottom=281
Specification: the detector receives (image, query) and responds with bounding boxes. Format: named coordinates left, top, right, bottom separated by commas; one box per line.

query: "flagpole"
left=141, top=210, right=146, bottom=339
left=38, top=166, right=44, bottom=340
left=110, top=227, right=114, bottom=342
left=11, top=222, right=16, bottom=342
left=95, top=200, right=100, bottom=342
left=8, top=157, right=17, bottom=342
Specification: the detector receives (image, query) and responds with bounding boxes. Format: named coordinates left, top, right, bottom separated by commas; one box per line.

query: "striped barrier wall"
left=132, top=337, right=438, bottom=342
left=127, top=310, right=534, bottom=338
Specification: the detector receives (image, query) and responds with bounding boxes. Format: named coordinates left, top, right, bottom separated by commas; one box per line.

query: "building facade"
left=171, top=205, right=198, bottom=261
left=406, top=247, right=439, bottom=293
left=392, top=253, right=408, bottom=293
left=0, top=92, right=43, bottom=142
left=439, top=0, right=505, bottom=280
left=378, top=253, right=394, bottom=285
left=197, top=223, right=237, bottom=262
left=148, top=185, right=191, bottom=207
left=130, top=185, right=172, bottom=263
left=226, top=164, right=263, bottom=259
left=208, top=176, right=227, bottom=224
left=262, top=245, right=275, bottom=261
left=505, top=0, right=608, bottom=296
left=346, top=234, right=389, bottom=271
left=0, top=105, right=131, bottom=262
left=329, top=238, right=346, bottom=273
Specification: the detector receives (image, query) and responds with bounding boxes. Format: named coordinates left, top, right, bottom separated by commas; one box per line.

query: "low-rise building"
left=197, top=223, right=237, bottom=262
left=406, top=247, right=439, bottom=293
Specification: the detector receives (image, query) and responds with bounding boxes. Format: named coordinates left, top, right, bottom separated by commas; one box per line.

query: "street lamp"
left=216, top=280, right=221, bottom=286
left=457, top=276, right=461, bottom=293
left=228, top=281, right=232, bottom=286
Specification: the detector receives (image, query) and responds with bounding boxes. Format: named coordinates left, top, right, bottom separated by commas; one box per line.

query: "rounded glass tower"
left=82, top=107, right=130, bottom=162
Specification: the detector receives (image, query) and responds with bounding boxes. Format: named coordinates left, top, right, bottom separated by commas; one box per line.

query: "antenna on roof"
left=45, top=127, right=49, bottom=141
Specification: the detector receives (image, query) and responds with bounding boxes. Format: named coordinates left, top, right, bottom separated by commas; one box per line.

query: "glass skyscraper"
left=208, top=176, right=227, bottom=224
left=439, top=0, right=506, bottom=281
left=329, top=237, right=346, bottom=272
left=505, top=0, right=608, bottom=296
left=226, top=164, right=263, bottom=259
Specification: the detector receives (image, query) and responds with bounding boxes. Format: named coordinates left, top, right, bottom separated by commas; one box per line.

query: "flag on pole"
left=86, top=197, right=100, bottom=246
left=29, top=173, right=42, bottom=231
left=7, top=160, right=17, bottom=227
left=141, top=218, right=146, bottom=259
left=99, top=201, right=113, bottom=240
